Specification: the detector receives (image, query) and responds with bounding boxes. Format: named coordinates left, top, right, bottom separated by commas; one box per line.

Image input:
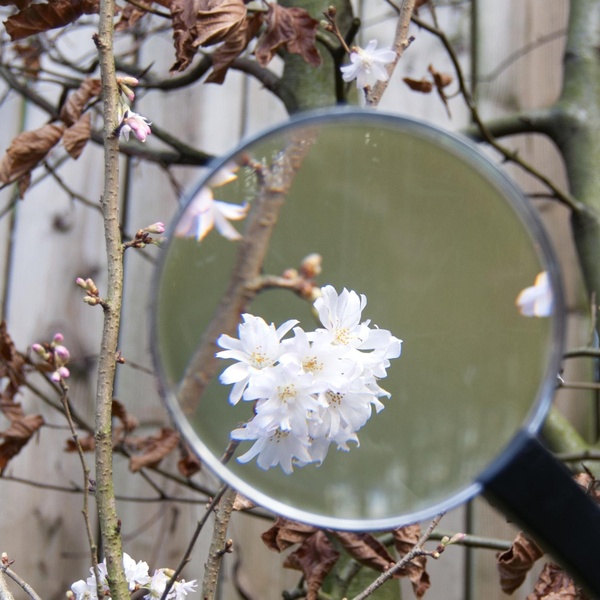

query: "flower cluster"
left=32, top=333, right=70, bottom=383
left=175, top=163, right=248, bottom=242
left=216, top=286, right=402, bottom=474
left=114, top=77, right=152, bottom=143
left=70, top=553, right=197, bottom=600
left=340, top=40, right=396, bottom=89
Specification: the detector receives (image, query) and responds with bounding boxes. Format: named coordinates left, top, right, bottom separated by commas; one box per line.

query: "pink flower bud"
left=54, top=345, right=70, bottom=364
left=75, top=277, right=87, bottom=288
left=143, top=222, right=165, bottom=234
left=53, top=333, right=64, bottom=344
left=58, top=366, right=70, bottom=379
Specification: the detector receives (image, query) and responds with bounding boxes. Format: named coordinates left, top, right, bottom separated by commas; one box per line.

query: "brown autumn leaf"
left=4, top=0, right=100, bottom=41
left=170, top=0, right=247, bottom=73
left=428, top=64, right=452, bottom=89
left=17, top=172, right=31, bottom=198
left=206, top=11, right=263, bottom=84
left=334, top=531, right=396, bottom=573
left=65, top=433, right=95, bottom=452
left=12, top=39, right=43, bottom=74
left=232, top=493, right=255, bottom=511
left=283, top=531, right=340, bottom=600
left=261, top=517, right=319, bottom=552
left=393, top=524, right=431, bottom=599
left=177, top=444, right=201, bottom=477
left=0, top=413, right=44, bottom=471
left=0, top=0, right=31, bottom=9
left=59, top=78, right=101, bottom=126
left=115, top=0, right=152, bottom=31
left=526, top=563, right=584, bottom=600
left=111, top=398, right=138, bottom=433
left=0, top=122, right=65, bottom=185
left=254, top=3, right=321, bottom=68
left=403, top=77, right=433, bottom=93
left=0, top=321, right=27, bottom=404
left=497, top=531, right=544, bottom=594
left=128, top=428, right=179, bottom=472
left=62, top=113, right=91, bottom=160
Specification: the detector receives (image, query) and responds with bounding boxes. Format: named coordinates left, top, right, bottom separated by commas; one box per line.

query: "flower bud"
left=53, top=333, right=64, bottom=344
left=299, top=253, right=322, bottom=279
left=54, top=345, right=70, bottom=364
left=83, top=295, right=99, bottom=305
left=143, top=222, right=165, bottom=234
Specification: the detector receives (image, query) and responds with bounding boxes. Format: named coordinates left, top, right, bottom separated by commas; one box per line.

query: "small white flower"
left=144, top=570, right=169, bottom=600
left=71, top=579, right=97, bottom=600
left=340, top=40, right=396, bottom=89
left=175, top=165, right=247, bottom=241
left=171, top=579, right=198, bottom=600
left=216, top=314, right=298, bottom=404
left=516, top=271, right=554, bottom=317
left=123, top=553, right=150, bottom=590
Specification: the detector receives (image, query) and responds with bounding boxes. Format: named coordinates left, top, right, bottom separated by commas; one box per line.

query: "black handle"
left=479, top=431, right=600, bottom=596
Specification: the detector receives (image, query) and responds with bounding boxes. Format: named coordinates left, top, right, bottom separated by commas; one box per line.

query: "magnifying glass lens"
left=154, top=112, right=560, bottom=529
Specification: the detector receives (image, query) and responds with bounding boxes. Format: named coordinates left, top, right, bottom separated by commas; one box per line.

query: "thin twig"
left=0, top=564, right=42, bottom=600
left=351, top=514, right=445, bottom=600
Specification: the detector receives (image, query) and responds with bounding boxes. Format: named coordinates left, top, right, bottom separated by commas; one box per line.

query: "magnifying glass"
left=152, top=108, right=600, bottom=593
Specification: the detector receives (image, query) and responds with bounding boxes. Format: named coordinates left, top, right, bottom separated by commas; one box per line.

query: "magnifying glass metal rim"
left=152, top=106, right=566, bottom=530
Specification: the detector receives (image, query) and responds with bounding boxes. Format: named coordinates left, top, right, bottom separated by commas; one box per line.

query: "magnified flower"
left=217, top=286, right=402, bottom=473
left=340, top=40, right=396, bottom=89
left=516, top=271, right=553, bottom=317
left=175, top=164, right=247, bottom=241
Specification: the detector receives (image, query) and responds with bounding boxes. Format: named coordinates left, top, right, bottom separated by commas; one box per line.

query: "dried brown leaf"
left=526, top=563, right=584, bottom=600
left=63, top=113, right=91, bottom=159
left=115, top=1, right=151, bottom=31
left=17, top=172, right=31, bottom=198
left=59, top=78, right=101, bottom=126
left=334, top=531, right=396, bottom=573
left=0, top=0, right=31, bottom=8
left=170, top=0, right=246, bottom=73
left=4, top=0, right=100, bottom=41
left=261, top=517, right=318, bottom=552
left=283, top=531, right=340, bottom=600
left=574, top=472, right=600, bottom=502
left=0, top=413, right=44, bottom=471
left=177, top=445, right=201, bottom=477
left=254, top=3, right=321, bottom=68
left=0, top=321, right=27, bottom=405
left=0, top=123, right=65, bottom=185
left=393, top=524, right=431, bottom=598
left=12, top=40, right=43, bottom=74
left=205, top=11, right=263, bottom=84
left=128, top=428, right=179, bottom=472
left=497, top=531, right=544, bottom=594
left=111, top=398, right=138, bottom=432
left=403, top=77, right=433, bottom=93
left=232, top=493, right=255, bottom=511
left=428, top=64, right=452, bottom=88
left=65, top=433, right=95, bottom=452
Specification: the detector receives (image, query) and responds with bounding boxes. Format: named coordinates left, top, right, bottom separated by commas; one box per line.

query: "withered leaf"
left=393, top=525, right=431, bottom=599
left=63, top=113, right=91, bottom=160
left=4, top=0, right=100, bottom=41
left=254, top=3, right=321, bottom=68
left=206, top=11, right=263, bottom=84
left=403, top=77, right=433, bottom=93
left=0, top=413, right=44, bottom=471
left=60, top=78, right=101, bottom=126
left=111, top=398, right=138, bottom=432
left=65, top=433, right=95, bottom=452
left=170, top=0, right=246, bottom=73
left=0, top=0, right=31, bottom=8
left=17, top=172, right=31, bottom=198
left=261, top=517, right=318, bottom=552
left=428, top=64, right=452, bottom=89
left=232, top=493, right=255, bottom=511
left=115, top=1, right=151, bottom=31
left=283, top=531, right=340, bottom=600
left=497, top=531, right=544, bottom=594
left=334, top=531, right=396, bottom=573
left=0, top=321, right=27, bottom=403
left=177, top=444, right=201, bottom=477
left=128, top=428, right=179, bottom=472
left=0, top=123, right=65, bottom=185
left=574, top=472, right=600, bottom=503
left=526, top=563, right=583, bottom=600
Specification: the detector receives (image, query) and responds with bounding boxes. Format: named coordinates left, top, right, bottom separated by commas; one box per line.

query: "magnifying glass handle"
left=480, top=431, right=600, bottom=596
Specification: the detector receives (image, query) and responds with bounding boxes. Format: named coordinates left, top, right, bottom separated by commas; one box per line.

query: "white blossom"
left=516, top=271, right=554, bottom=317
left=340, top=40, right=396, bottom=89
left=217, top=286, right=402, bottom=473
